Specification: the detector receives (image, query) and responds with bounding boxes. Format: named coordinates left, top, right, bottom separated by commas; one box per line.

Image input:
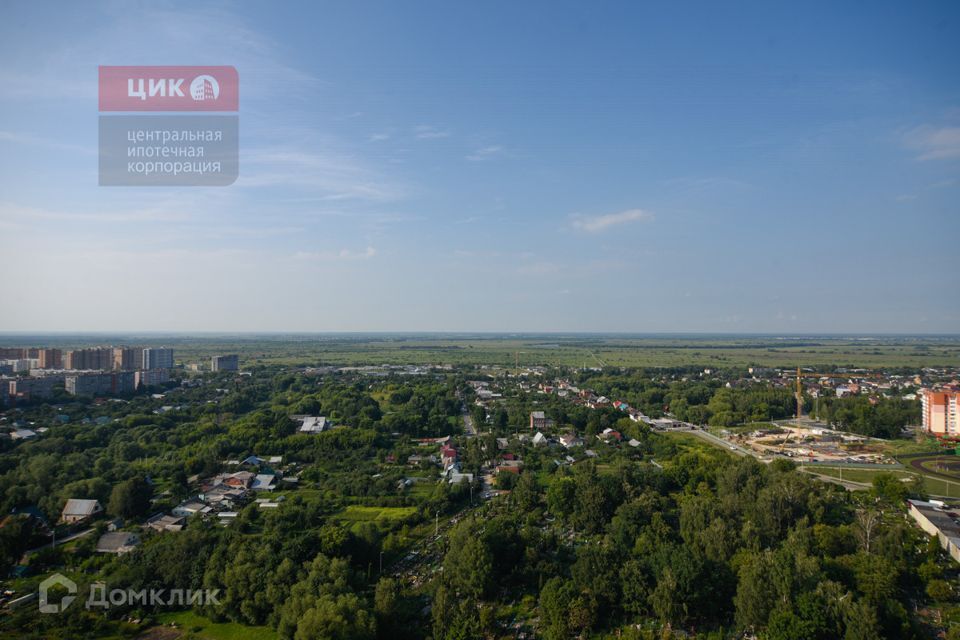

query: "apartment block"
left=65, top=348, right=114, bottom=370
left=921, top=388, right=960, bottom=436
left=135, top=369, right=170, bottom=388
left=38, top=348, right=63, bottom=369
left=142, top=347, right=174, bottom=370
left=211, top=354, right=239, bottom=372
left=113, top=347, right=143, bottom=371
left=65, top=371, right=136, bottom=397
left=9, top=375, right=64, bottom=401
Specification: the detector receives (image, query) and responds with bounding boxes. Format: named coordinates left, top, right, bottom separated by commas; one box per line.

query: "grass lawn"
left=153, top=611, right=277, bottom=640
left=801, top=465, right=960, bottom=498
left=335, top=505, right=418, bottom=523
left=879, top=437, right=945, bottom=457
left=662, top=431, right=737, bottom=457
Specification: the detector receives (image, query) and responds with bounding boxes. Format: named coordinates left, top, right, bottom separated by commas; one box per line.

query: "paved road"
left=462, top=410, right=476, bottom=437
left=799, top=469, right=871, bottom=492
left=677, top=427, right=751, bottom=456
left=20, top=527, right=94, bottom=563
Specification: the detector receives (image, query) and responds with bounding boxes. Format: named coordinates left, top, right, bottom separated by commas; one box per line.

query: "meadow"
left=3, top=333, right=958, bottom=369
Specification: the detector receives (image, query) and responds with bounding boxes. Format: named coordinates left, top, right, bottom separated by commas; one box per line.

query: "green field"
left=802, top=465, right=960, bottom=498
left=335, top=505, right=418, bottom=523
left=153, top=611, right=277, bottom=640
left=3, top=333, right=958, bottom=369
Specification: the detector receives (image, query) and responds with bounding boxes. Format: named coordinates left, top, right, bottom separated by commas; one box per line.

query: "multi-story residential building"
left=9, top=375, right=64, bottom=401
left=0, top=348, right=25, bottom=359
left=0, top=359, right=33, bottom=372
left=921, top=388, right=960, bottom=436
left=211, top=354, right=239, bottom=372
left=135, top=369, right=170, bottom=388
left=142, top=347, right=174, bottom=370
left=65, top=372, right=136, bottom=397
left=38, top=348, right=63, bottom=369
left=113, top=347, right=143, bottom=371
left=65, top=348, right=114, bottom=370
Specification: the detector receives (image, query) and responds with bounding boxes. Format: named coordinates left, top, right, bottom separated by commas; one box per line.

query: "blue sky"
left=0, top=1, right=958, bottom=332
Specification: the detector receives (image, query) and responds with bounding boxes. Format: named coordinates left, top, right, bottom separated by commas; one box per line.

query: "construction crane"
left=776, top=368, right=884, bottom=456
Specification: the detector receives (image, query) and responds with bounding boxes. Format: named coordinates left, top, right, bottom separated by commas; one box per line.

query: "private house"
left=172, top=500, right=212, bottom=518
left=598, top=428, right=623, bottom=443
left=559, top=433, right=584, bottom=448
left=298, top=416, right=331, bottom=434
left=145, top=513, right=186, bottom=532
left=446, top=470, right=474, bottom=484
left=200, top=484, right=247, bottom=506
left=587, top=396, right=611, bottom=409
left=60, top=499, right=103, bottom=524
left=529, top=411, right=553, bottom=431
left=96, top=531, right=140, bottom=554
left=219, top=471, right=254, bottom=489
left=440, top=445, right=458, bottom=468
left=251, top=474, right=277, bottom=491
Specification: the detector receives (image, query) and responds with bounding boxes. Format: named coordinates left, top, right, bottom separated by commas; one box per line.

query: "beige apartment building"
left=921, top=388, right=960, bottom=436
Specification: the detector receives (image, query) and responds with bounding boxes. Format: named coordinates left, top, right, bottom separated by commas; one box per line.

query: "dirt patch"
left=136, top=627, right=182, bottom=640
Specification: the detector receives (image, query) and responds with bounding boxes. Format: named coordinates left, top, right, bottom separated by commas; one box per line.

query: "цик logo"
left=190, top=75, right=220, bottom=101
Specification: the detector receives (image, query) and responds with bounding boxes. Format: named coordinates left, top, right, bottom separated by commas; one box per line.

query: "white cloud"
left=570, top=208, right=654, bottom=233
left=466, top=145, right=503, bottom=161
left=0, top=130, right=95, bottom=155
left=291, top=246, right=377, bottom=261
left=0, top=201, right=189, bottom=224
left=904, top=125, right=960, bottom=161
left=414, top=125, right=450, bottom=139
left=239, top=148, right=404, bottom=201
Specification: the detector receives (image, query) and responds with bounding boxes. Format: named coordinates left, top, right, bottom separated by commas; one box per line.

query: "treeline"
left=432, top=448, right=945, bottom=640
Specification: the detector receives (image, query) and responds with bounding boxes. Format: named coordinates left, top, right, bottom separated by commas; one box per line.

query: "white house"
left=298, top=416, right=331, bottom=434
left=60, top=499, right=103, bottom=524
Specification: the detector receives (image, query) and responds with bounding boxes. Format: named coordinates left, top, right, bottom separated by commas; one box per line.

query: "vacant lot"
left=152, top=611, right=277, bottom=640
left=336, top=505, right=418, bottom=523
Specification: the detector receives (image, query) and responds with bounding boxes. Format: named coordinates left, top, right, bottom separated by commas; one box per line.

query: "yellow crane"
left=776, top=368, right=883, bottom=456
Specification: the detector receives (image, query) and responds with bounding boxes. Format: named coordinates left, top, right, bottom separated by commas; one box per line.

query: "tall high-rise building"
left=38, top=348, right=63, bottom=369
left=921, top=388, right=960, bottom=436
left=142, top=347, right=174, bottom=370
left=211, top=354, right=239, bottom=372
left=65, top=348, right=114, bottom=370
left=113, top=347, right=143, bottom=371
